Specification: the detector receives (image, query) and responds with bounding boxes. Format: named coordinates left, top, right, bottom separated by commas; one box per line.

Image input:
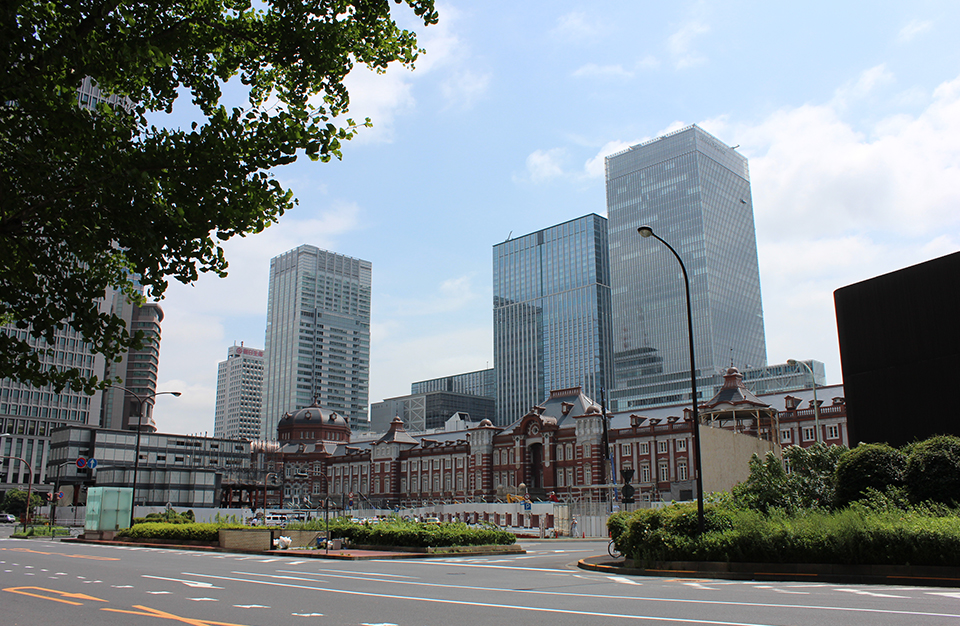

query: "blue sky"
left=151, top=1, right=960, bottom=435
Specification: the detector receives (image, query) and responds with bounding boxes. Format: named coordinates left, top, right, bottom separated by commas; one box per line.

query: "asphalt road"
left=2, top=532, right=959, bottom=625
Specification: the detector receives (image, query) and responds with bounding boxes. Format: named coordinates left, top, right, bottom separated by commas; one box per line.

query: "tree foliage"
left=1, top=0, right=437, bottom=392
left=905, top=435, right=960, bottom=506
left=834, top=442, right=906, bottom=507
left=731, top=444, right=846, bottom=513
left=0, top=488, right=45, bottom=518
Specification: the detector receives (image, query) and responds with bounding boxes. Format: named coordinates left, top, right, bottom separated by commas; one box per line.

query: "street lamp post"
left=787, top=359, right=821, bottom=444
left=262, top=472, right=279, bottom=517
left=638, top=225, right=705, bottom=534
left=109, top=384, right=181, bottom=528
left=0, top=434, right=34, bottom=526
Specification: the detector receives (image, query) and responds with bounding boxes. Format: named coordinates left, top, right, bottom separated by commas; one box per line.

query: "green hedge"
left=611, top=502, right=960, bottom=567
left=288, top=517, right=516, bottom=547
left=116, top=522, right=245, bottom=542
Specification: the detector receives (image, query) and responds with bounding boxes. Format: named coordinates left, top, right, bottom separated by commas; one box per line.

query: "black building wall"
left=834, top=251, right=960, bottom=447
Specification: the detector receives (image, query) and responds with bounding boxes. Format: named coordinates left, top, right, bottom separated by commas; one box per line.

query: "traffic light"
left=620, top=468, right=636, bottom=504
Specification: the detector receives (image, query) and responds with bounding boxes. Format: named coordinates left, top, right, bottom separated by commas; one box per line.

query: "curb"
left=577, top=556, right=960, bottom=588
left=61, top=537, right=523, bottom=560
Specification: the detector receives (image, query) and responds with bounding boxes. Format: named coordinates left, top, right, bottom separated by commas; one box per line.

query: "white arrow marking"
left=143, top=574, right=224, bottom=589
left=838, top=589, right=908, bottom=598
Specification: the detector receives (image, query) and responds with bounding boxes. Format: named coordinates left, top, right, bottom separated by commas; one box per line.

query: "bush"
left=906, top=435, right=960, bottom=506
left=117, top=521, right=245, bottom=542
left=834, top=443, right=906, bottom=507
left=612, top=501, right=960, bottom=567
left=287, top=516, right=516, bottom=548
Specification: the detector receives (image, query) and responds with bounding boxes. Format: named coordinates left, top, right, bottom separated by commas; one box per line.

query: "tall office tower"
left=411, top=368, right=496, bottom=398
left=493, top=214, right=613, bottom=426
left=605, top=125, right=767, bottom=411
left=99, top=297, right=165, bottom=431
left=261, top=245, right=372, bottom=439
left=213, top=344, right=264, bottom=440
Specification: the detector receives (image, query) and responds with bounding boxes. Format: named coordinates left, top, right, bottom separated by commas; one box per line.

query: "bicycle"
left=607, top=539, right=622, bottom=559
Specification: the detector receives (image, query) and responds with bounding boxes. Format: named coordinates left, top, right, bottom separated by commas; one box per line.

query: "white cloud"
left=440, top=70, right=491, bottom=109
left=898, top=18, right=933, bottom=43
left=382, top=274, right=482, bottom=317
left=584, top=140, right=637, bottom=178
left=831, top=64, right=895, bottom=108
left=725, top=70, right=960, bottom=381
left=668, top=20, right=710, bottom=68
left=552, top=11, right=604, bottom=42
left=369, top=325, right=493, bottom=403
left=636, top=55, right=660, bottom=70
left=341, top=67, right=416, bottom=143
left=743, top=72, right=960, bottom=238
left=572, top=63, right=633, bottom=79
left=520, top=148, right=568, bottom=183
left=413, top=3, right=466, bottom=73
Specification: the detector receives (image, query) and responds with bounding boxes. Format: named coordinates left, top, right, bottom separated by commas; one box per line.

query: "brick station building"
left=241, top=368, right=847, bottom=510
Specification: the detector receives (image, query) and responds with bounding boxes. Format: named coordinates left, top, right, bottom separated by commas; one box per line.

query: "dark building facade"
left=835, top=251, right=960, bottom=447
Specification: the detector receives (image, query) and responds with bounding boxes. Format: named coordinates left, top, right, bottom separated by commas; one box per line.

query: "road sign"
left=88, top=458, right=97, bottom=469
left=76, top=457, right=86, bottom=468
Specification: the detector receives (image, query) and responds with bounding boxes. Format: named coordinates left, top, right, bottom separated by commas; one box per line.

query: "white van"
left=264, top=513, right=288, bottom=527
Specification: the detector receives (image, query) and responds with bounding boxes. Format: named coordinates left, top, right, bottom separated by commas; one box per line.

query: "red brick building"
left=248, top=368, right=846, bottom=509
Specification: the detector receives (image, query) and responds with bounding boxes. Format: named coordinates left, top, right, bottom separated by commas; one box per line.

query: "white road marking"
left=609, top=576, right=643, bottom=586
left=187, top=597, right=219, bottom=602
left=188, top=570, right=960, bottom=622
left=142, top=574, right=224, bottom=589
left=234, top=605, right=271, bottom=609
left=928, top=592, right=960, bottom=599
left=146, top=591, right=172, bottom=594
left=292, top=613, right=324, bottom=617
left=111, top=585, right=133, bottom=588
left=837, top=589, right=909, bottom=599
left=683, top=582, right=718, bottom=590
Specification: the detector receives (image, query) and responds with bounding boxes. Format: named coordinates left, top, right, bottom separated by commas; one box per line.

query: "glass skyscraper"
left=493, top=214, right=613, bottom=425
left=605, top=125, right=767, bottom=411
left=261, top=245, right=371, bottom=439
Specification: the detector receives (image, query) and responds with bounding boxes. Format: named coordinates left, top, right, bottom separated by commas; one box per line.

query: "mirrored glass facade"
left=493, top=214, right=613, bottom=425
left=605, top=125, right=767, bottom=410
left=261, top=246, right=371, bottom=439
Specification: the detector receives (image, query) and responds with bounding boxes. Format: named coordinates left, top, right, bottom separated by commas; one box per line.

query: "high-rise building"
left=100, top=298, right=165, bottom=431
left=261, top=245, right=371, bottom=439
left=493, top=214, right=613, bottom=425
left=411, top=368, right=495, bottom=398
left=1, top=287, right=164, bottom=495
left=214, top=344, right=264, bottom=440
left=605, top=125, right=767, bottom=411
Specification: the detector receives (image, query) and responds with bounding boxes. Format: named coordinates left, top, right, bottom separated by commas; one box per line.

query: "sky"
left=150, top=1, right=960, bottom=435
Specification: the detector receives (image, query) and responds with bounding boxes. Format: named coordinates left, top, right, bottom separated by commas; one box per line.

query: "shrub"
left=906, top=435, right=960, bottom=506
left=834, top=443, right=906, bottom=507
left=117, top=522, right=245, bottom=542
left=287, top=516, right=516, bottom=548
left=616, top=504, right=960, bottom=567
